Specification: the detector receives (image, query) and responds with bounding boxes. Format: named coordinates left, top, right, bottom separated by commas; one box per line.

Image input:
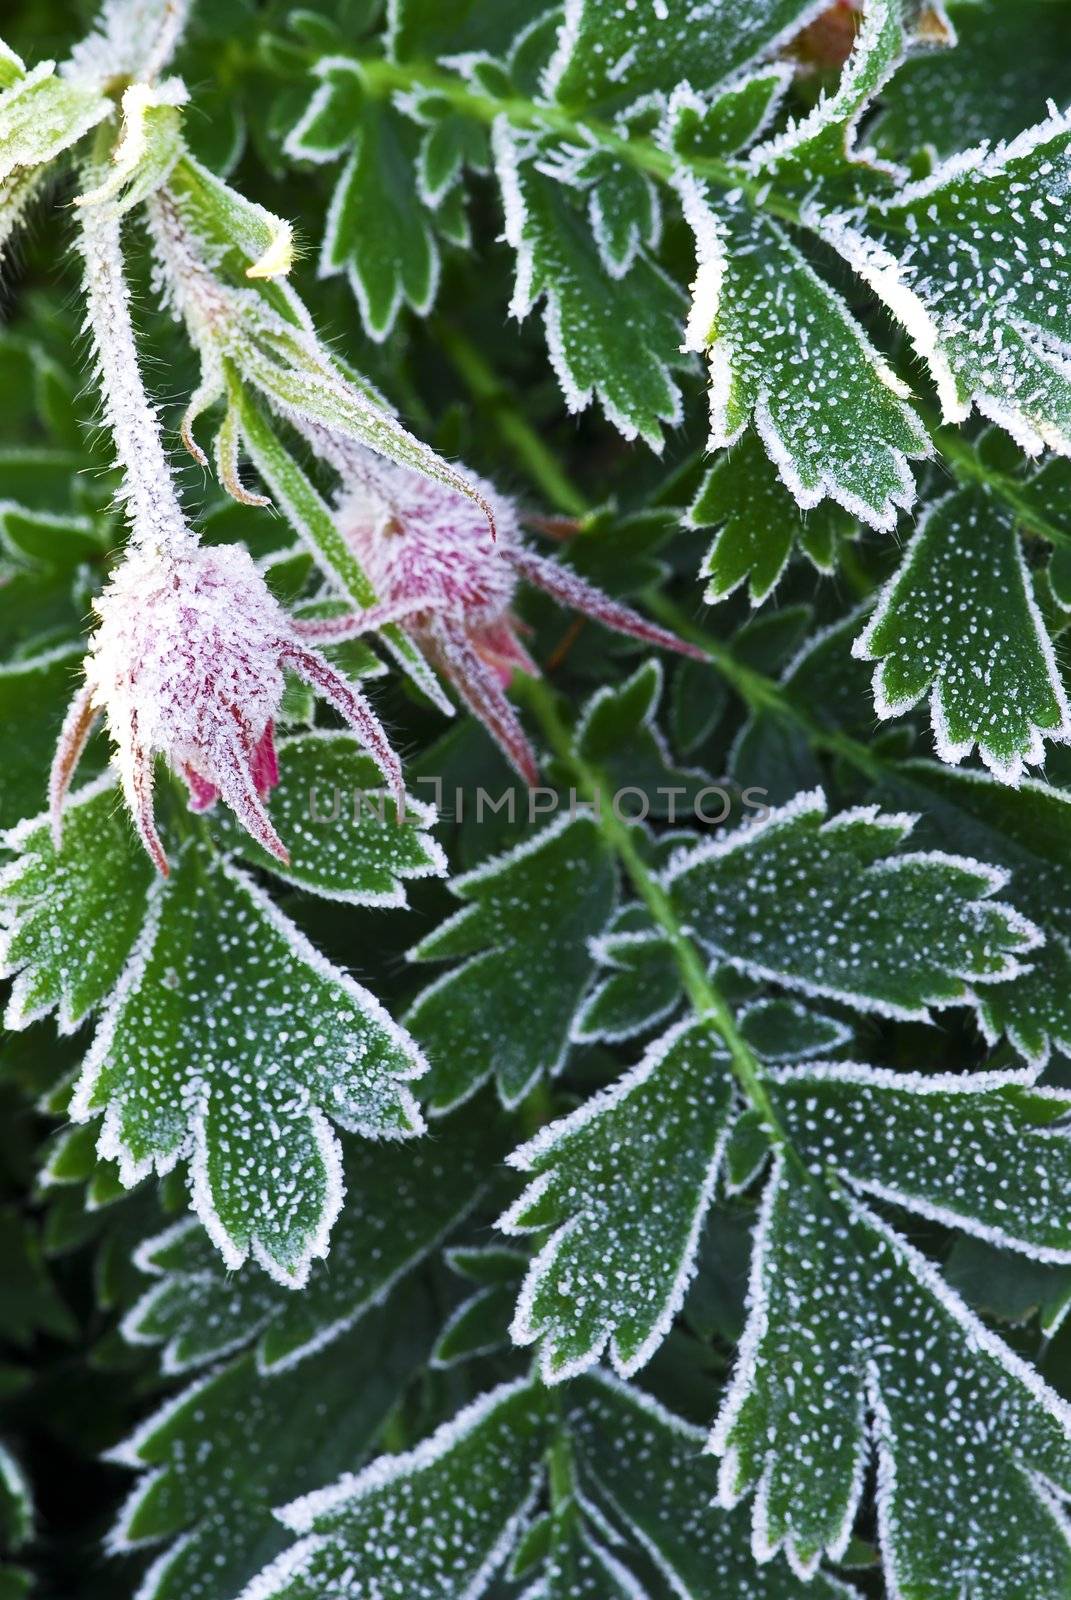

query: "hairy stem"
left=77, top=188, right=196, bottom=560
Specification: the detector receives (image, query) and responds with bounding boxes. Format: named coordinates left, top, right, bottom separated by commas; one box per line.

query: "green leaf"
left=495, top=125, right=687, bottom=450
left=546, top=0, right=817, bottom=110
left=0, top=60, right=108, bottom=183
left=0, top=645, right=90, bottom=831
left=407, top=814, right=617, bottom=1112
left=664, top=788, right=1039, bottom=1020
left=877, top=0, right=1071, bottom=160
left=236, top=1378, right=549, bottom=1600
left=886, top=762, right=1071, bottom=1066
left=854, top=485, right=1070, bottom=781
left=824, top=104, right=1071, bottom=455
left=717, top=1111, right=1071, bottom=1592
left=0, top=777, right=152, bottom=1033
left=574, top=659, right=712, bottom=819
left=573, top=904, right=682, bottom=1045
left=122, top=1117, right=494, bottom=1373
left=689, top=433, right=851, bottom=604
left=71, top=843, right=426, bottom=1286
left=214, top=731, right=446, bottom=905
left=109, top=1292, right=434, bottom=1600
left=572, top=147, right=660, bottom=278
left=666, top=68, right=793, bottom=163
left=748, top=0, right=908, bottom=205
left=677, top=189, right=930, bottom=529
left=569, top=1373, right=852, bottom=1599
left=501, top=1018, right=736, bottom=1381
left=288, top=61, right=437, bottom=338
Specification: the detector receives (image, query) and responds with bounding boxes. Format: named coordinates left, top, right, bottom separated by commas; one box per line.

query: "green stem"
left=433, top=319, right=589, bottom=518
left=935, top=427, right=1071, bottom=549
left=516, top=672, right=789, bottom=1148
left=355, top=55, right=806, bottom=229
left=645, top=592, right=887, bottom=784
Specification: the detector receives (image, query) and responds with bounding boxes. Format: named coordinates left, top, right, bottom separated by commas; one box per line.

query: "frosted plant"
left=293, top=455, right=704, bottom=783
left=5, top=4, right=1071, bottom=1599
left=50, top=541, right=403, bottom=875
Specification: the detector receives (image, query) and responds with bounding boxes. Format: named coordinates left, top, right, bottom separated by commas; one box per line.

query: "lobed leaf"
left=407, top=813, right=617, bottom=1112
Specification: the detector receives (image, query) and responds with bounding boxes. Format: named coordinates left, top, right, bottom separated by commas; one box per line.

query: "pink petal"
left=279, top=641, right=406, bottom=816
left=49, top=680, right=100, bottom=851
left=508, top=547, right=707, bottom=661
left=428, top=616, right=539, bottom=787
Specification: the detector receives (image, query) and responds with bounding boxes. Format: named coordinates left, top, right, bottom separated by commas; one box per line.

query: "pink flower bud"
left=51, top=543, right=403, bottom=874
left=295, top=460, right=704, bottom=783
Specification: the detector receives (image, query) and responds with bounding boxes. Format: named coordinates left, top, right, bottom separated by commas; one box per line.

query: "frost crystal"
left=297, top=455, right=702, bottom=783
left=51, top=543, right=403, bottom=874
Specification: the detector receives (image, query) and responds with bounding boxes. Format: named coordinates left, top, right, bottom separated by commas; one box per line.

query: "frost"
left=71, top=847, right=427, bottom=1286
left=500, top=1017, right=736, bottom=1381
left=853, top=483, right=1071, bottom=782
left=122, top=1119, right=492, bottom=1374
left=240, top=1379, right=548, bottom=1600
left=663, top=788, right=1040, bottom=1021
left=297, top=459, right=701, bottom=780
left=495, top=119, right=687, bottom=449
left=823, top=105, right=1071, bottom=455
left=675, top=173, right=929, bottom=530
left=52, top=542, right=404, bottom=875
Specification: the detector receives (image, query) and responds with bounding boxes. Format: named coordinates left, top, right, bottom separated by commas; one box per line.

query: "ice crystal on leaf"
left=73, top=847, right=427, bottom=1286
left=664, top=788, right=1040, bottom=1019
left=822, top=104, right=1071, bottom=456
left=853, top=483, right=1071, bottom=781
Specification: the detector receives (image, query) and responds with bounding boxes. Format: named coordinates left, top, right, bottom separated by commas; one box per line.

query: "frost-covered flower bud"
left=50, top=542, right=403, bottom=875
left=295, top=457, right=704, bottom=784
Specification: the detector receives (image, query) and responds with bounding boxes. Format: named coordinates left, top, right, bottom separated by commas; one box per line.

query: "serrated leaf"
left=237, top=1378, right=549, bottom=1600
left=854, top=484, right=1070, bottom=781
left=716, top=1127, right=1071, bottom=1593
left=666, top=69, right=793, bottom=164
left=546, top=0, right=817, bottom=110
left=496, top=124, right=686, bottom=449
left=0, top=776, right=152, bottom=1032
left=109, top=1292, right=433, bottom=1600
left=886, top=762, right=1071, bottom=1066
left=122, top=1117, right=494, bottom=1374
left=575, top=149, right=660, bottom=278
left=71, top=843, right=426, bottom=1286
left=824, top=105, right=1071, bottom=455
left=501, top=1018, right=736, bottom=1381
left=431, top=1280, right=516, bottom=1368
left=690, top=433, right=852, bottom=604
left=677, top=185, right=929, bottom=529
left=737, top=997, right=852, bottom=1062
left=212, top=730, right=446, bottom=905
left=573, top=908, right=681, bottom=1045
left=664, top=788, right=1039, bottom=1020
left=570, top=1374, right=852, bottom=1599
left=407, top=814, right=617, bottom=1112
left=748, top=0, right=907, bottom=205
left=288, top=61, right=437, bottom=338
